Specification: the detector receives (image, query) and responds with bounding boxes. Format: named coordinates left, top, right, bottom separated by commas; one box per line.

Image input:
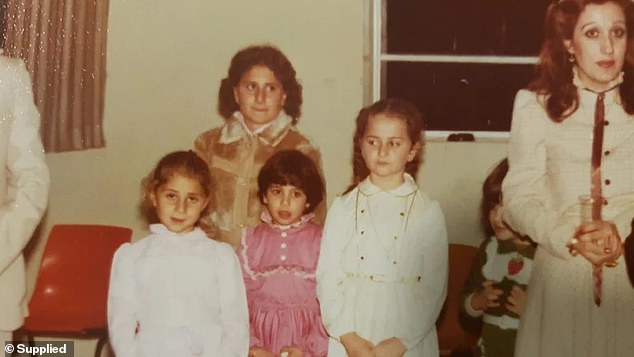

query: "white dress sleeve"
left=400, top=201, right=448, bottom=349
left=217, top=243, right=250, bottom=357
left=0, top=59, right=49, bottom=274
left=316, top=197, right=355, bottom=340
left=107, top=244, right=138, bottom=357
left=502, top=90, right=577, bottom=259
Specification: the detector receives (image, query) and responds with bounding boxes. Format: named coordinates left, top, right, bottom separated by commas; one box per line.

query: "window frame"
left=370, top=0, right=540, bottom=140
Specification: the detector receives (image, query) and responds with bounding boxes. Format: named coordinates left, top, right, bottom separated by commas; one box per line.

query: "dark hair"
left=529, top=0, right=634, bottom=121
left=346, top=98, right=425, bottom=193
left=481, top=159, right=509, bottom=237
left=257, top=150, right=324, bottom=214
left=141, top=150, right=212, bottom=226
left=217, top=44, right=302, bottom=123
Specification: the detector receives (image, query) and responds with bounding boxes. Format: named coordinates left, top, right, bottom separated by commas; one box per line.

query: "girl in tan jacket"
left=194, top=45, right=324, bottom=247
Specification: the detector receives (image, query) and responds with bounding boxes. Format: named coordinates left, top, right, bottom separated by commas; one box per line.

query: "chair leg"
left=95, top=335, right=108, bottom=357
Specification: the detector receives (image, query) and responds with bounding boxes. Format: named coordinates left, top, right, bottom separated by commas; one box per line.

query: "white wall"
left=27, top=1, right=505, bottom=355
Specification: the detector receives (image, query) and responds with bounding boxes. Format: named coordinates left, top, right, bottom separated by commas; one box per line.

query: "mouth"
left=171, top=217, right=186, bottom=224
left=277, top=210, right=292, bottom=219
left=597, top=60, right=615, bottom=68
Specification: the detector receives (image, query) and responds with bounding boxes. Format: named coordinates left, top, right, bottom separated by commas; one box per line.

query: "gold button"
left=360, top=230, right=365, bottom=235
left=392, top=260, right=397, bottom=265
left=393, top=236, right=398, bottom=240
left=399, top=212, right=405, bottom=216
left=360, top=256, right=365, bottom=260
left=605, top=179, right=611, bottom=185
left=360, top=209, right=365, bottom=213
left=604, top=150, right=611, bottom=156
left=417, top=276, right=422, bottom=282
left=369, top=275, right=374, bottom=280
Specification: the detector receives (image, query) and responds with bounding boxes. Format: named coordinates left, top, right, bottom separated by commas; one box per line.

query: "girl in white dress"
left=316, top=99, right=448, bottom=357
left=108, top=151, right=249, bottom=357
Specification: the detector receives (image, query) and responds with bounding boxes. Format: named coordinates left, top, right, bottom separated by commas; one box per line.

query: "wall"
left=28, top=1, right=505, bottom=355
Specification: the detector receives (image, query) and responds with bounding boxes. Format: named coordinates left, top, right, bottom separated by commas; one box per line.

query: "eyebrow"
left=580, top=20, right=626, bottom=31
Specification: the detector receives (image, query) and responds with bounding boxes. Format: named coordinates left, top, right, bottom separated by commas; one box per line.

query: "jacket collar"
left=358, top=173, right=418, bottom=197
left=219, top=111, right=294, bottom=147
left=573, top=66, right=623, bottom=106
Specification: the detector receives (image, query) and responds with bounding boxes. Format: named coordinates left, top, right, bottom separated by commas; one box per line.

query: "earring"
left=568, top=54, right=575, bottom=63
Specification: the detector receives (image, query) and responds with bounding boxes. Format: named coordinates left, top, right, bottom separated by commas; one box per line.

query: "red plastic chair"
left=436, top=243, right=482, bottom=357
left=19, top=224, right=132, bottom=357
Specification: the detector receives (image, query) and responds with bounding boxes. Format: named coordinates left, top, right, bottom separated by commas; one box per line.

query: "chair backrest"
left=436, top=243, right=482, bottom=355
left=27, top=224, right=132, bottom=330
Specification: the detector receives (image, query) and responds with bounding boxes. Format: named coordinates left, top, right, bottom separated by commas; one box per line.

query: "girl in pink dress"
left=238, top=150, right=328, bottom=357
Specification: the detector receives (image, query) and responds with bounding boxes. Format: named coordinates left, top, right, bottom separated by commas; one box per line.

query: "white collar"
left=358, top=173, right=418, bottom=197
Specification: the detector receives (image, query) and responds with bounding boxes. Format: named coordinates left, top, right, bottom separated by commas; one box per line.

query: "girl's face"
left=360, top=113, right=418, bottom=189
left=263, top=183, right=308, bottom=226
left=565, top=2, right=627, bottom=91
left=151, top=174, right=209, bottom=234
left=233, top=65, right=287, bottom=131
left=489, top=204, right=516, bottom=241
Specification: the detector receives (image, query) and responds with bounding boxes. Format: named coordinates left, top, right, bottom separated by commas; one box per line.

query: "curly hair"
left=345, top=98, right=425, bottom=193
left=217, top=44, right=302, bottom=123
left=529, top=0, right=634, bottom=121
left=257, top=150, right=324, bottom=214
left=140, top=150, right=213, bottom=231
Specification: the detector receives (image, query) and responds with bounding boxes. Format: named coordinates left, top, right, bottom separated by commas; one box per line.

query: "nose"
left=602, top=35, right=614, bottom=54
left=378, top=142, right=388, bottom=157
left=255, top=86, right=265, bottom=103
left=281, top=192, right=291, bottom=206
left=174, top=199, right=186, bottom=213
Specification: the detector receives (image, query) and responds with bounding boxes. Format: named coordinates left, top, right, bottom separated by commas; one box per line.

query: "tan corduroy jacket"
left=194, top=113, right=324, bottom=247
left=0, top=56, right=49, bottom=331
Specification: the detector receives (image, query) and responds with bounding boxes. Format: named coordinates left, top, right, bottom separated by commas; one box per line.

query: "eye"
left=365, top=137, right=378, bottom=146
left=245, top=82, right=257, bottom=91
left=584, top=29, right=599, bottom=38
left=165, top=192, right=177, bottom=200
left=612, top=27, right=626, bottom=38
left=292, top=190, right=306, bottom=198
left=265, top=84, right=279, bottom=92
left=187, top=196, right=200, bottom=204
left=269, top=187, right=282, bottom=195
left=389, top=140, right=402, bottom=147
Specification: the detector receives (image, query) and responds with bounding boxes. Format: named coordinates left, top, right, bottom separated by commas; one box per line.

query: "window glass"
left=385, top=62, right=536, bottom=131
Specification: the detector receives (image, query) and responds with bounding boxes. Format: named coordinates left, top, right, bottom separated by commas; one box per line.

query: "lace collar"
left=219, top=111, right=294, bottom=146
left=260, top=210, right=315, bottom=231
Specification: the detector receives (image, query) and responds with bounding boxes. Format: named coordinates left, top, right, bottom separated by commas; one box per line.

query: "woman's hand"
left=248, top=347, right=276, bottom=357
left=340, top=332, right=375, bottom=357
left=470, top=280, right=503, bottom=312
left=374, top=337, right=406, bottom=357
left=280, top=346, right=303, bottom=357
left=505, top=285, right=527, bottom=316
left=569, top=220, right=623, bottom=266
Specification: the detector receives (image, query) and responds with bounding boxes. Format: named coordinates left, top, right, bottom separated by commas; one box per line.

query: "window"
left=372, top=0, right=550, bottom=139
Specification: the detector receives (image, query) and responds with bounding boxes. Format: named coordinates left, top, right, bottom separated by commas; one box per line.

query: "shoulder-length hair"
left=217, top=44, right=302, bottom=123
left=529, top=0, right=634, bottom=122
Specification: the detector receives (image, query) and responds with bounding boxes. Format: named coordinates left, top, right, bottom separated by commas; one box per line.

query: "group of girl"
left=106, top=0, right=634, bottom=356
left=107, top=44, right=447, bottom=357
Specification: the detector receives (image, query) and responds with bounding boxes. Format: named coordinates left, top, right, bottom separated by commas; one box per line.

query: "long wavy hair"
left=529, top=0, right=634, bottom=121
left=345, top=98, right=425, bottom=193
left=217, top=44, right=302, bottom=123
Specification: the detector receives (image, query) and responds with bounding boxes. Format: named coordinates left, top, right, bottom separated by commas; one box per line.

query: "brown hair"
left=481, top=159, right=509, bottom=237
left=217, top=44, right=302, bottom=123
left=257, top=150, right=324, bottom=214
left=529, top=0, right=634, bottom=121
left=140, top=150, right=212, bottom=230
left=345, top=98, right=425, bottom=193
